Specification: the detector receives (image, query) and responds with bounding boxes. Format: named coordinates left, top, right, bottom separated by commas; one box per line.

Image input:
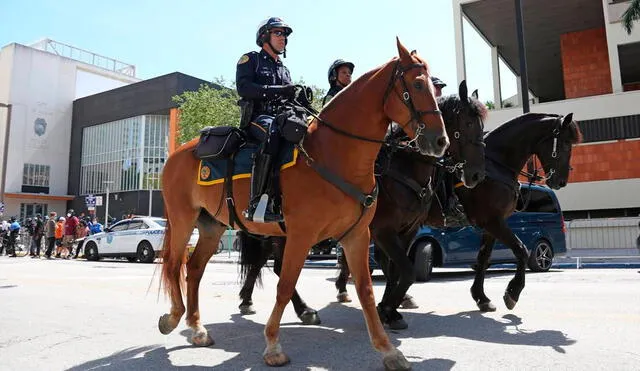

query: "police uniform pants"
left=247, top=115, right=281, bottom=155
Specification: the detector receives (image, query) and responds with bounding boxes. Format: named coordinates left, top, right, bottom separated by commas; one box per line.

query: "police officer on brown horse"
left=236, top=17, right=296, bottom=223
left=322, top=59, right=354, bottom=107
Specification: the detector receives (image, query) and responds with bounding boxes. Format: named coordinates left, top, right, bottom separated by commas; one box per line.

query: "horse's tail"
left=239, top=231, right=266, bottom=288
left=161, top=217, right=186, bottom=300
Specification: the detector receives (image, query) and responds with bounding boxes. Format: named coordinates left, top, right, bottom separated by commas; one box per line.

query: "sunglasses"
left=271, top=30, right=288, bottom=37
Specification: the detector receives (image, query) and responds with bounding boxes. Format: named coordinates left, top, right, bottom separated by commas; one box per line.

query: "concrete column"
left=601, top=0, right=623, bottom=93
left=491, top=46, right=502, bottom=108
left=452, top=1, right=467, bottom=87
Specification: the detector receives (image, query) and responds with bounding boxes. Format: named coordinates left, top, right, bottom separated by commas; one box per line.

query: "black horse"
left=365, top=112, right=582, bottom=326
left=237, top=81, right=488, bottom=326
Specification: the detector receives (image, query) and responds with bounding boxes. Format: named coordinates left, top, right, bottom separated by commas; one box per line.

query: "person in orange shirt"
left=55, top=217, right=64, bottom=258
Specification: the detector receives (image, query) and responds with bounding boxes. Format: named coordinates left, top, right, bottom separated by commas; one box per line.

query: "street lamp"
left=103, top=180, right=114, bottom=227
left=0, top=103, right=12, bottom=206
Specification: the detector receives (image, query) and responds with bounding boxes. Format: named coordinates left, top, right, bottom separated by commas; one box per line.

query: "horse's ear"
left=562, top=113, right=574, bottom=127
left=472, top=89, right=479, bottom=100
left=396, top=37, right=410, bottom=62
left=410, top=49, right=417, bottom=56
left=459, top=80, right=468, bottom=103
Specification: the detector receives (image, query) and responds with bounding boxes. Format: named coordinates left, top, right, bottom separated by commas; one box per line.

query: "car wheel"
left=528, top=239, right=553, bottom=272
left=85, top=242, right=99, bottom=261
left=137, top=241, right=155, bottom=263
left=413, top=241, right=434, bottom=282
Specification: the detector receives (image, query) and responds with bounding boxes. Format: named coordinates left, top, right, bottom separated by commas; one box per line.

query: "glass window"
left=19, top=203, right=48, bottom=222
left=518, top=188, right=558, bottom=213
left=22, top=164, right=50, bottom=187
left=80, top=115, right=169, bottom=194
left=128, top=221, right=145, bottom=230
left=110, top=221, right=130, bottom=232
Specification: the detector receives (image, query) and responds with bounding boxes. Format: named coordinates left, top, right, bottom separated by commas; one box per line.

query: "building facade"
left=0, top=40, right=139, bottom=221
left=453, top=0, right=640, bottom=218
left=68, top=72, right=209, bottom=222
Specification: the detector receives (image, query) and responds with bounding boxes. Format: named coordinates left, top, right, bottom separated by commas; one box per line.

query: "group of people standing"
left=235, top=16, right=447, bottom=224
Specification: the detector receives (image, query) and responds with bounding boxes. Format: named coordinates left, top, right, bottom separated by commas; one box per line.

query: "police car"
left=83, top=217, right=181, bottom=263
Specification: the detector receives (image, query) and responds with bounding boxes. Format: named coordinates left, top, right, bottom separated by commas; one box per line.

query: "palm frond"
left=622, top=0, right=640, bottom=35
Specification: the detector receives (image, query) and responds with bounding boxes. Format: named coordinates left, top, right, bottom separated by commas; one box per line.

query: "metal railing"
left=565, top=216, right=640, bottom=250
left=30, top=39, right=136, bottom=77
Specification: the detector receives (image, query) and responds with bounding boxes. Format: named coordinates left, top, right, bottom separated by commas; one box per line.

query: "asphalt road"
left=1, top=257, right=639, bottom=370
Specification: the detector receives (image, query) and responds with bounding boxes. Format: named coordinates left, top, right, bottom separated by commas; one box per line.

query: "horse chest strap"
left=308, top=160, right=378, bottom=207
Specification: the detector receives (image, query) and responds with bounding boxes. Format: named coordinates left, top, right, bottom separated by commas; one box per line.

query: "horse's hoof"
left=239, top=304, right=256, bottom=315
left=503, top=293, right=517, bottom=310
left=477, top=301, right=497, bottom=312
left=158, top=314, right=177, bottom=335
left=399, top=296, right=419, bottom=309
left=299, top=309, right=321, bottom=325
left=191, top=330, right=214, bottom=347
left=387, top=318, right=409, bottom=330
left=337, top=292, right=352, bottom=303
left=383, top=349, right=411, bottom=371
left=263, top=347, right=290, bottom=367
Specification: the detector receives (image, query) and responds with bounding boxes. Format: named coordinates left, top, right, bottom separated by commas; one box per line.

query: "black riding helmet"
left=328, top=59, right=355, bottom=85
left=256, top=17, right=293, bottom=47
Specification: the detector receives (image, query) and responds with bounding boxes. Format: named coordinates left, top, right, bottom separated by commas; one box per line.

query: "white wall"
left=483, top=89, right=640, bottom=130
left=2, top=43, right=138, bottom=204
left=0, top=45, right=15, bottom=202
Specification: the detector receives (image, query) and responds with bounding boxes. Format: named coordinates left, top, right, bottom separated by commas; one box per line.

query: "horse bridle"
left=524, top=118, right=566, bottom=182
left=382, top=60, right=443, bottom=147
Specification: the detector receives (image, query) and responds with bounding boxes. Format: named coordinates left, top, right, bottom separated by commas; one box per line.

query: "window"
left=517, top=188, right=558, bottom=213
left=19, top=203, right=48, bottom=223
left=79, top=115, right=169, bottom=195
left=110, top=221, right=130, bottom=232
left=128, top=221, right=145, bottom=230
left=22, top=164, right=50, bottom=187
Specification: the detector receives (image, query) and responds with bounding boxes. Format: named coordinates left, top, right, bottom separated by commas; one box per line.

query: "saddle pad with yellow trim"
left=197, top=142, right=299, bottom=185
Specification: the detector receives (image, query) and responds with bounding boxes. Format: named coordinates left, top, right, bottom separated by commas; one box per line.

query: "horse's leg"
left=341, top=229, right=410, bottom=370
left=486, top=223, right=529, bottom=310
left=262, top=233, right=312, bottom=367
left=158, top=209, right=200, bottom=337
left=271, top=237, right=320, bottom=325
left=238, top=236, right=271, bottom=315
left=372, top=230, right=415, bottom=330
left=185, top=216, right=226, bottom=346
left=470, top=233, right=497, bottom=312
left=335, top=248, right=352, bottom=302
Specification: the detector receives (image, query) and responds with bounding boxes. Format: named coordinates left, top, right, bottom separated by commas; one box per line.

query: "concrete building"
left=0, top=39, right=139, bottom=220
left=453, top=0, right=640, bottom=218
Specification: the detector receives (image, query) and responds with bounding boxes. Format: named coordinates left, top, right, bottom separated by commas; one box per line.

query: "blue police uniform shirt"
left=236, top=49, right=293, bottom=117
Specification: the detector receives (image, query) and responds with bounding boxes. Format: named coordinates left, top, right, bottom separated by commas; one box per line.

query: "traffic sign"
left=95, top=196, right=103, bottom=206
left=85, top=194, right=96, bottom=206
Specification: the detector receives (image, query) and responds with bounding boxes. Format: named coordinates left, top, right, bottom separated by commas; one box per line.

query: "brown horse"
left=158, top=38, right=447, bottom=370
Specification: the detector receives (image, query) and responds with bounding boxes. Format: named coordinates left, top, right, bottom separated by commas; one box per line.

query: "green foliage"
left=484, top=100, right=495, bottom=110
left=172, top=77, right=240, bottom=144
left=622, top=0, right=640, bottom=35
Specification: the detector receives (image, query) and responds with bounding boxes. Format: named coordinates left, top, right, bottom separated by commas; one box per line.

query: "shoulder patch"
left=237, top=54, right=250, bottom=65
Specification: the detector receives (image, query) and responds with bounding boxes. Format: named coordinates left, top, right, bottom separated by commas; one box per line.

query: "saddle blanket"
left=197, top=142, right=299, bottom=185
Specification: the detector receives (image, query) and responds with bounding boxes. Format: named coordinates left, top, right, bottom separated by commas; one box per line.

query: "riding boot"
left=443, top=174, right=467, bottom=226
left=243, top=153, right=283, bottom=223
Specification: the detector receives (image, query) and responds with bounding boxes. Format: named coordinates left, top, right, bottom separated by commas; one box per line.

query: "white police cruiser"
left=83, top=217, right=171, bottom=263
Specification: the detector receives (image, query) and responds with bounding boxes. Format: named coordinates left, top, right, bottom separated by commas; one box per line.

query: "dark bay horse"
left=237, top=82, right=488, bottom=330
left=372, top=112, right=582, bottom=317
left=158, top=39, right=447, bottom=370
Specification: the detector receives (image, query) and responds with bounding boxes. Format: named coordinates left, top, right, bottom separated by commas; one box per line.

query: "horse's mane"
left=436, top=94, right=488, bottom=122
left=485, top=112, right=583, bottom=144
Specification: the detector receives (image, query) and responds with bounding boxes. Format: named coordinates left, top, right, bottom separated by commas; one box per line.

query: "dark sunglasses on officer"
left=271, top=30, right=288, bottom=37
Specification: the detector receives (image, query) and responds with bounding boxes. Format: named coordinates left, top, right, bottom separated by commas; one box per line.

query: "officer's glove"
left=277, top=84, right=297, bottom=99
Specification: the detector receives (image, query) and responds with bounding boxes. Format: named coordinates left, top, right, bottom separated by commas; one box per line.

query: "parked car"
left=186, top=229, right=238, bottom=257
left=83, top=217, right=197, bottom=263
left=407, top=183, right=567, bottom=281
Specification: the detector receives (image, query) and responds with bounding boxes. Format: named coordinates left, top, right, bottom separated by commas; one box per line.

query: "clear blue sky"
left=1, top=0, right=517, bottom=101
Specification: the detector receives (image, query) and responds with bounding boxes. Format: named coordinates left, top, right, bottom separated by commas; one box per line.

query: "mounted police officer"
left=322, top=59, right=354, bottom=107
left=431, top=76, right=446, bottom=98
left=236, top=17, right=296, bottom=223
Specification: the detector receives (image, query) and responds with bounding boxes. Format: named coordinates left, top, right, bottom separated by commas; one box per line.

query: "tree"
left=485, top=101, right=495, bottom=110
left=172, top=77, right=325, bottom=145
left=622, top=0, right=640, bottom=35
left=172, top=77, right=240, bottom=145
